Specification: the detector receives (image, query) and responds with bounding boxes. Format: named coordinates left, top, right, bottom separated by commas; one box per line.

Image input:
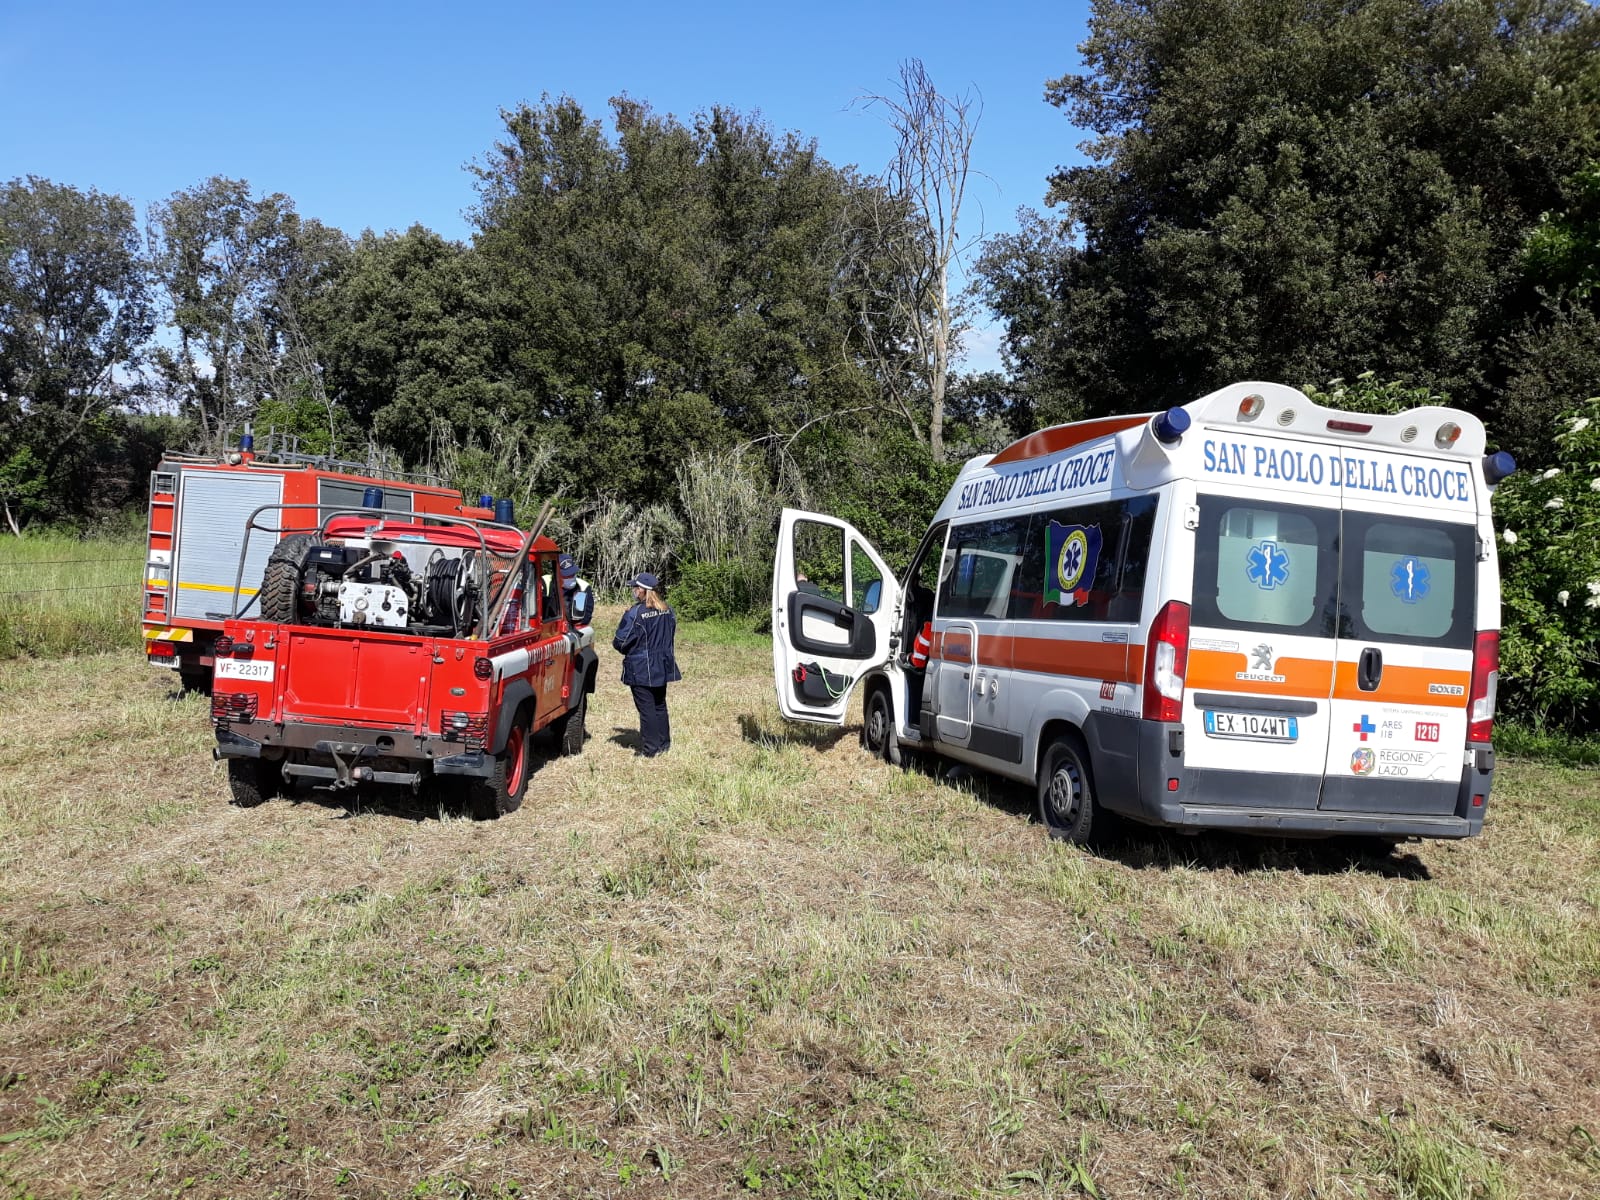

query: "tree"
left=460, top=96, right=895, bottom=508
left=0, top=176, right=153, bottom=531
left=977, top=0, right=1600, bottom=423
left=853, top=59, right=980, bottom=461
left=147, top=178, right=349, bottom=451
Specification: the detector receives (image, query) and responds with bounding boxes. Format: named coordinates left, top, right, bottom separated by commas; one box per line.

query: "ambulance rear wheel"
left=1038, top=734, right=1098, bottom=844
left=862, top=687, right=901, bottom=766
left=468, top=709, right=529, bottom=820
left=226, top=758, right=278, bottom=808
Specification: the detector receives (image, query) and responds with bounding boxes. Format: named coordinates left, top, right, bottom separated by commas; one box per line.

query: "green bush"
left=1494, top=395, right=1600, bottom=735
left=671, top=559, right=764, bottom=621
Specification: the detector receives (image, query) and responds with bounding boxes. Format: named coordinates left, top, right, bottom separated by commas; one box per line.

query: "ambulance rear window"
left=1346, top=515, right=1475, bottom=648
left=1194, top=498, right=1338, bottom=637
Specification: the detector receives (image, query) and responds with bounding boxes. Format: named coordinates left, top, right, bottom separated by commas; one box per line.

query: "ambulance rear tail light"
left=1467, top=630, right=1499, bottom=744
left=1143, top=600, right=1190, bottom=723
left=1326, top=419, right=1372, bottom=434
left=1152, top=407, right=1191, bottom=445
left=1483, top=451, right=1516, bottom=484
left=1435, top=421, right=1462, bottom=450
left=1237, top=393, right=1265, bottom=421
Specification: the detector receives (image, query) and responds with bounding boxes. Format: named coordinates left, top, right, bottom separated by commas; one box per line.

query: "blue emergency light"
left=1153, top=407, right=1191, bottom=445
left=1482, top=452, right=1516, bottom=484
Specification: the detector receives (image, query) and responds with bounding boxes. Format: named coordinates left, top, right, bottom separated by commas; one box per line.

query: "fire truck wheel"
left=259, top=534, right=316, bottom=623
left=1038, top=734, right=1099, bottom=844
left=468, top=708, right=530, bottom=820
left=862, top=687, right=901, bottom=766
left=555, top=691, right=587, bottom=757
left=226, top=758, right=278, bottom=808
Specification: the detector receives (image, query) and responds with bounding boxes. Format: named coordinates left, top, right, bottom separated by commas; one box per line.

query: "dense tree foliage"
left=977, top=0, right=1600, bottom=461
left=450, top=97, right=897, bottom=508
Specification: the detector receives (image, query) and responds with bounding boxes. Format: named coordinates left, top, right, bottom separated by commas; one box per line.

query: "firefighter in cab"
left=559, top=554, right=594, bottom=628
left=613, top=571, right=681, bottom=757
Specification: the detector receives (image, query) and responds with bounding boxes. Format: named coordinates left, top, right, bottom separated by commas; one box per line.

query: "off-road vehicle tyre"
left=227, top=757, right=279, bottom=808
left=554, top=690, right=587, bottom=757
left=258, top=533, right=316, bottom=623
left=468, top=708, right=530, bottom=820
left=1037, top=733, right=1101, bottom=845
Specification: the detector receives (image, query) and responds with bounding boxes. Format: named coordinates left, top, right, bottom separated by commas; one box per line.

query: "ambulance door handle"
left=1357, top=647, right=1383, bottom=691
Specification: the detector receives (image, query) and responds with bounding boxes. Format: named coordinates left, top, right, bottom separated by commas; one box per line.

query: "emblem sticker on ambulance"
left=1246, top=540, right=1290, bottom=590
left=1390, top=556, right=1430, bottom=604
left=1350, top=748, right=1376, bottom=776
left=1045, top=521, right=1101, bottom=607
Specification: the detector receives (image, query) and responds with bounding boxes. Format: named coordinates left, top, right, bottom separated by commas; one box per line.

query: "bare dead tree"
left=854, top=59, right=981, bottom=462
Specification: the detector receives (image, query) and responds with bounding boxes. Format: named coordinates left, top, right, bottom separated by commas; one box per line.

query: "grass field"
left=0, top=613, right=1596, bottom=1199
left=0, top=534, right=145, bottom=659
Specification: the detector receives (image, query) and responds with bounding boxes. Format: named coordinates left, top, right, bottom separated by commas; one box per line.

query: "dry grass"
left=0, top=610, right=1596, bottom=1199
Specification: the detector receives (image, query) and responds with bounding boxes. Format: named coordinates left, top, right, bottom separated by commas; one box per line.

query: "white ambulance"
left=770, top=382, right=1515, bottom=842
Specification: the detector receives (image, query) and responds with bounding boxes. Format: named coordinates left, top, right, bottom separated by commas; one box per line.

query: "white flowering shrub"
left=1495, top=395, right=1600, bottom=732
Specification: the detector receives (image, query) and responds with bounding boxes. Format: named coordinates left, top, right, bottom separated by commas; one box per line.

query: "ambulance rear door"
left=772, top=509, right=902, bottom=724
left=1320, top=460, right=1479, bottom=817
left=1185, top=480, right=1343, bottom=812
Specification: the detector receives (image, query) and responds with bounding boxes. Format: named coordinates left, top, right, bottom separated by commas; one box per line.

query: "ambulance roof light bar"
left=1194, top=382, right=1489, bottom=456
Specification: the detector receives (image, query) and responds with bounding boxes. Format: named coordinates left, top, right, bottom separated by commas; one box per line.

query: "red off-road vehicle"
left=208, top=506, right=596, bottom=818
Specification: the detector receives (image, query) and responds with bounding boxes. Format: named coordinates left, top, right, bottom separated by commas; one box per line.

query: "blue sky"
left=1, top=0, right=1095, bottom=370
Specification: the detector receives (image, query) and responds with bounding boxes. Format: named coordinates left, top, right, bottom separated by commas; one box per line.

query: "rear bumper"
left=1083, top=713, right=1492, bottom=839
left=213, top=718, right=494, bottom=782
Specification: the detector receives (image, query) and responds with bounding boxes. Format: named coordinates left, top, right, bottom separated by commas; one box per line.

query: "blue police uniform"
left=613, top=573, right=681, bottom=755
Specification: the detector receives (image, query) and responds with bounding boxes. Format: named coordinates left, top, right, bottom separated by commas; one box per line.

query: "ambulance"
left=771, top=381, right=1516, bottom=842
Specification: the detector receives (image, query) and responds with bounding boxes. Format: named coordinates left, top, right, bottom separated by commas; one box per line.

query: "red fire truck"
left=143, top=435, right=491, bottom=690
left=208, top=508, right=597, bottom=818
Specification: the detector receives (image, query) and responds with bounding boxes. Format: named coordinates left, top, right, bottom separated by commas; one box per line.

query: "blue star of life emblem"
left=1245, top=540, right=1290, bottom=591
left=1390, top=556, right=1430, bottom=604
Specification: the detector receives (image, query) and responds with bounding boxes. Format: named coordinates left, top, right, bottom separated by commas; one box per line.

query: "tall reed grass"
left=0, top=533, right=145, bottom=659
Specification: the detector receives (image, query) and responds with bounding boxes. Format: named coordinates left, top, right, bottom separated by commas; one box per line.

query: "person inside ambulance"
left=903, top=582, right=935, bottom=719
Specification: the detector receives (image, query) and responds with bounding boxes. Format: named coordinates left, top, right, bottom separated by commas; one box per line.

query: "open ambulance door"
left=772, top=508, right=902, bottom=724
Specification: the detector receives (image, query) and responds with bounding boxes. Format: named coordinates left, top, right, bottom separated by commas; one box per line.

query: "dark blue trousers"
left=630, top=684, right=671, bottom=755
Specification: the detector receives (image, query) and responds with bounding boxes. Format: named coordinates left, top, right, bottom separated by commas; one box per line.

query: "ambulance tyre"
left=468, top=706, right=530, bottom=820
left=1038, top=734, right=1100, bottom=844
left=226, top=758, right=277, bottom=808
left=555, top=690, right=587, bottom=757
left=862, top=686, right=902, bottom=767
left=259, top=534, right=316, bottom=623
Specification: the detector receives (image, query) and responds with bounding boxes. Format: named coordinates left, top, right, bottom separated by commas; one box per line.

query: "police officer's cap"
left=630, top=571, right=660, bottom=591
left=559, top=553, right=579, bottom=580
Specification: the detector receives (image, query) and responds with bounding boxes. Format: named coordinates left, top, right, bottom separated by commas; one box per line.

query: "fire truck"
left=208, top=505, right=597, bottom=818
left=143, top=431, right=492, bottom=690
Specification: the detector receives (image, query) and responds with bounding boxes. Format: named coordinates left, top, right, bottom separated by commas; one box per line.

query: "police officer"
left=559, top=554, right=594, bottom=628
left=612, top=571, right=681, bottom=756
